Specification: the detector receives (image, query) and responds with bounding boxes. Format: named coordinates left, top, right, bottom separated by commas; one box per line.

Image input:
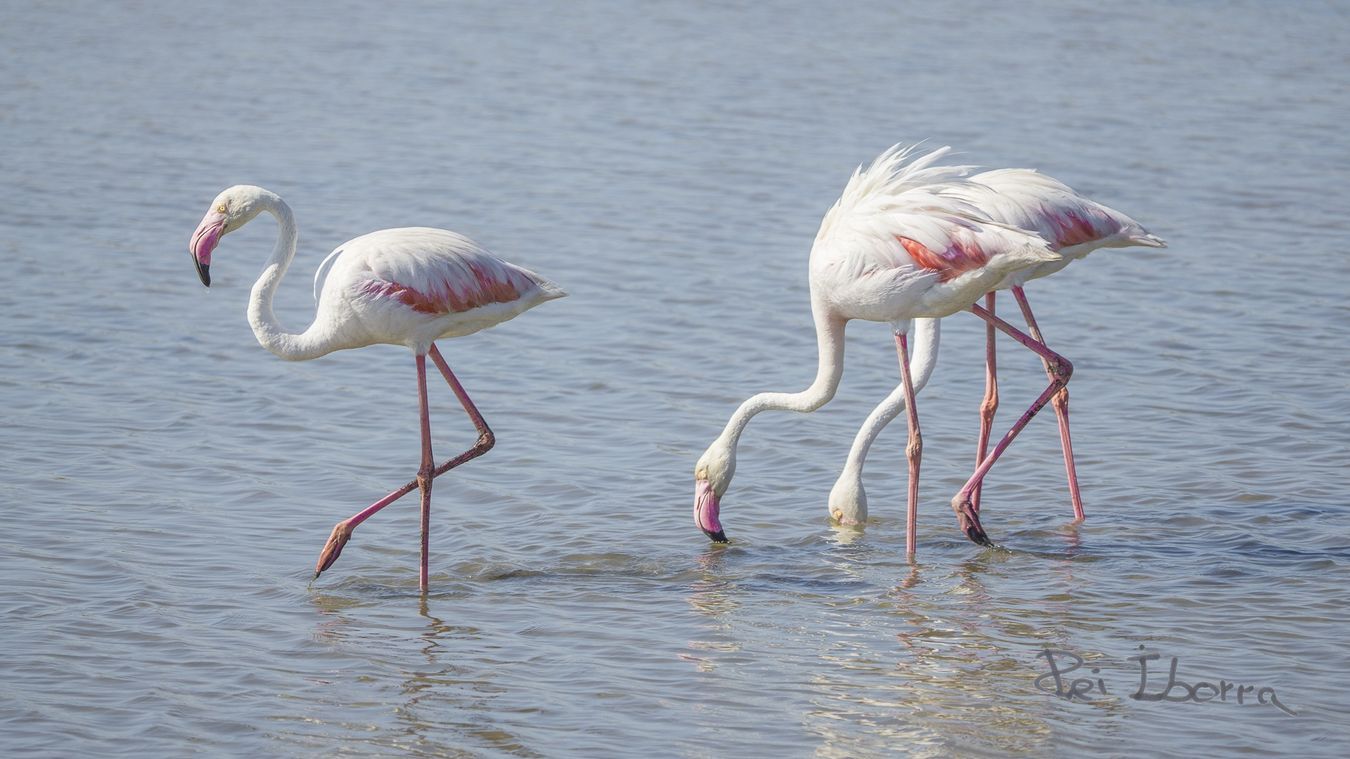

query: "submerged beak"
left=831, top=510, right=863, bottom=528
left=694, top=479, right=727, bottom=543
left=189, top=210, right=226, bottom=287
left=953, top=498, right=993, bottom=548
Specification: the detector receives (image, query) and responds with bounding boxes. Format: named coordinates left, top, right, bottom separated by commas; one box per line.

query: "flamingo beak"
left=953, top=499, right=993, bottom=547
left=189, top=210, right=226, bottom=287
left=695, top=479, right=727, bottom=543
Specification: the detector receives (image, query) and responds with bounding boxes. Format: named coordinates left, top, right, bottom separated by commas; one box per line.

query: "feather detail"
left=326, top=227, right=562, bottom=316
left=810, top=145, right=1060, bottom=296
left=815, top=143, right=977, bottom=247
left=944, top=168, right=1165, bottom=252
left=357, top=261, right=527, bottom=315
left=313, top=246, right=344, bottom=305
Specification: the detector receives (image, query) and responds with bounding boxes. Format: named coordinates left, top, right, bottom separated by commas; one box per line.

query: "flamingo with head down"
left=693, top=144, right=1076, bottom=555
left=188, top=185, right=565, bottom=592
left=827, top=167, right=1165, bottom=531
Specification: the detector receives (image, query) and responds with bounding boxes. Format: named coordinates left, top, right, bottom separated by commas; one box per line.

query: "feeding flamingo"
left=693, top=144, right=1075, bottom=555
left=827, top=168, right=1165, bottom=529
left=188, top=185, right=565, bottom=592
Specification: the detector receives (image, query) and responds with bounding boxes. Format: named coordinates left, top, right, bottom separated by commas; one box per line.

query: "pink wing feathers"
left=814, top=202, right=1059, bottom=321
left=895, top=222, right=996, bottom=283
left=812, top=147, right=1057, bottom=282
left=881, top=208, right=1057, bottom=283
left=951, top=169, right=1164, bottom=252
left=341, top=228, right=562, bottom=316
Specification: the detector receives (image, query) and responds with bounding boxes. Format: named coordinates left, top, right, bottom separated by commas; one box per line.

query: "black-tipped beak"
left=953, top=498, right=993, bottom=547
left=694, top=479, right=727, bottom=543
left=965, top=524, right=993, bottom=547
left=189, top=209, right=225, bottom=288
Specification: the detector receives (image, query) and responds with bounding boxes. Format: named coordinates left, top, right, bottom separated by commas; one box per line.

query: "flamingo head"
left=827, top=470, right=868, bottom=527
left=693, top=437, right=735, bottom=543
left=189, top=185, right=269, bottom=287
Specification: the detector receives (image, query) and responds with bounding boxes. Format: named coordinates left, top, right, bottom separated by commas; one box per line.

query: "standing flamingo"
left=188, top=185, right=565, bottom=592
left=827, top=168, right=1164, bottom=529
left=693, top=144, right=1075, bottom=555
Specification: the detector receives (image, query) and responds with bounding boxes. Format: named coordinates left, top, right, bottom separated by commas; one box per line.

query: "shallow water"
left=3, top=1, right=1349, bottom=755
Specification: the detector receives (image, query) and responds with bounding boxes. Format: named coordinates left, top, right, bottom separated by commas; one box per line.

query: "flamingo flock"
left=187, top=143, right=1162, bottom=589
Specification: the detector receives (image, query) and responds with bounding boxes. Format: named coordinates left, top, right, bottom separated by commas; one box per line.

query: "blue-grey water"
left=3, top=1, right=1348, bottom=755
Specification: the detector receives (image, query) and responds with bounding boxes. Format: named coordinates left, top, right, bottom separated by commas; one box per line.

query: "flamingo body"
left=312, top=227, right=565, bottom=354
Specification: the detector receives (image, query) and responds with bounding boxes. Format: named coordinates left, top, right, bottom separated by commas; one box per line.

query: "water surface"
left=3, top=1, right=1348, bottom=755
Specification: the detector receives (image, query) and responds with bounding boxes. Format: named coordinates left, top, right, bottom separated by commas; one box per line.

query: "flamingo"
left=827, top=168, right=1165, bottom=529
left=187, top=185, right=565, bottom=592
left=693, top=144, right=1076, bottom=555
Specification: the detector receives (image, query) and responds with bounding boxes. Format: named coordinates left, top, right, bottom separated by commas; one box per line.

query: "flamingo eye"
left=216, top=204, right=227, bottom=214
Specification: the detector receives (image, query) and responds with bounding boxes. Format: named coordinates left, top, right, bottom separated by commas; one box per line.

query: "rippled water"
left=3, top=1, right=1348, bottom=755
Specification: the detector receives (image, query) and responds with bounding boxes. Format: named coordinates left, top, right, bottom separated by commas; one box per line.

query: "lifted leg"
left=313, top=343, right=496, bottom=583
left=951, top=304, right=1074, bottom=547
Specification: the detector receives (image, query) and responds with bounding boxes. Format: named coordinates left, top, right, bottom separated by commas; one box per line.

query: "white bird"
left=188, top=185, right=565, bottom=591
left=827, top=167, right=1165, bottom=529
left=693, top=145, right=1074, bottom=554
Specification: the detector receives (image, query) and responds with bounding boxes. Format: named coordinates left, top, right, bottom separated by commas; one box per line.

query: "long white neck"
left=841, top=318, right=941, bottom=478
left=245, top=193, right=332, bottom=361
left=715, top=299, right=846, bottom=449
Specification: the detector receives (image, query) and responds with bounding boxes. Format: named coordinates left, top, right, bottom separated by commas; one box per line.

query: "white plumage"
left=809, top=146, right=1060, bottom=322
left=313, top=227, right=565, bottom=352
left=950, top=168, right=1166, bottom=289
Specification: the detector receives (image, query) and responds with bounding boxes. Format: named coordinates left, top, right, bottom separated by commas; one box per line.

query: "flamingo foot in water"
left=314, top=520, right=354, bottom=579
left=951, top=496, right=992, bottom=547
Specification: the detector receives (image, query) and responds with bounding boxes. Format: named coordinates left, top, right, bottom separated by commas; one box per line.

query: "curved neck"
left=245, top=194, right=330, bottom=361
left=716, top=300, right=846, bottom=449
left=841, top=318, right=941, bottom=476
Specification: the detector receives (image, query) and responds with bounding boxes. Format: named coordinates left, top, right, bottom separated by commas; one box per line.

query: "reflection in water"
left=1057, top=519, right=1083, bottom=555
left=302, top=587, right=541, bottom=757
left=828, top=521, right=868, bottom=546
left=395, top=600, right=538, bottom=758
left=682, top=546, right=744, bottom=672
left=677, top=531, right=1153, bottom=755
left=807, top=553, right=1093, bottom=755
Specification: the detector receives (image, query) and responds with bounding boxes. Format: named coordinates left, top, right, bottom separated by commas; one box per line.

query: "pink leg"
left=313, top=343, right=496, bottom=583
left=897, top=332, right=922, bottom=558
left=973, top=291, right=999, bottom=514
left=427, top=345, right=495, bottom=452
left=950, top=304, right=1073, bottom=547
left=1012, top=286, right=1085, bottom=521
left=416, top=353, right=434, bottom=593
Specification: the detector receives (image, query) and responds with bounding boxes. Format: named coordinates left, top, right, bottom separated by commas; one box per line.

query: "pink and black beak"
left=189, top=209, right=226, bottom=287
left=694, top=479, right=727, bottom=543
